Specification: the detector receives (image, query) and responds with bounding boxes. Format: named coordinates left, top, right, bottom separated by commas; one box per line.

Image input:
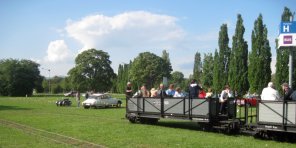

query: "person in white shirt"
left=173, top=87, right=185, bottom=97
left=261, top=82, right=280, bottom=101
left=219, top=85, right=233, bottom=114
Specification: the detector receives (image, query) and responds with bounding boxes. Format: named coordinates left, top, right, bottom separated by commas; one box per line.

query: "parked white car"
left=82, top=93, right=122, bottom=109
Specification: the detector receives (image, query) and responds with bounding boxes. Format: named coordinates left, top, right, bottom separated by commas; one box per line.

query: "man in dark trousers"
left=189, top=79, right=202, bottom=99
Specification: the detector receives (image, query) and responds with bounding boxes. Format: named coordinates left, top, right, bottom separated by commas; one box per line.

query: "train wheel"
left=129, top=117, right=136, bottom=123
left=127, top=113, right=137, bottom=123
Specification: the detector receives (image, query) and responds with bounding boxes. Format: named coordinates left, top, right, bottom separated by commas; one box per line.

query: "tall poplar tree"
left=213, top=49, right=220, bottom=92
left=201, top=53, right=214, bottom=88
left=116, top=63, right=129, bottom=93
left=228, top=14, right=249, bottom=96
left=161, top=50, right=173, bottom=79
left=193, top=51, right=202, bottom=82
left=248, top=14, right=272, bottom=94
left=275, top=7, right=293, bottom=90
left=218, top=24, right=231, bottom=91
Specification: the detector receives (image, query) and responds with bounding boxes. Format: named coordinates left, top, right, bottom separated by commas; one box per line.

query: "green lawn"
left=0, top=96, right=295, bottom=148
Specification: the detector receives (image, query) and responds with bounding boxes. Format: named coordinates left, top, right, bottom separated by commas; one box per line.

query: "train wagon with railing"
left=126, top=96, right=296, bottom=140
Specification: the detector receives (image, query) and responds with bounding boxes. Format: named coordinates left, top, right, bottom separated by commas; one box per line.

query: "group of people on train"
left=126, top=79, right=296, bottom=115
left=125, top=79, right=230, bottom=100
left=261, top=82, right=296, bottom=101
left=126, top=79, right=210, bottom=99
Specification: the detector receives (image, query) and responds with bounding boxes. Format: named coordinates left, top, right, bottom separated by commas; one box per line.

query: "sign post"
left=278, top=21, right=296, bottom=47
left=278, top=15, right=296, bottom=89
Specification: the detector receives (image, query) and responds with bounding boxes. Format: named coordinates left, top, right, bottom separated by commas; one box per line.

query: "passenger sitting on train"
left=140, top=85, right=150, bottom=97
left=219, top=85, right=233, bottom=114
left=198, top=89, right=206, bottom=99
left=281, top=82, right=293, bottom=100
left=173, top=87, right=185, bottom=97
left=205, top=88, right=213, bottom=98
left=150, top=88, right=158, bottom=97
left=261, top=82, right=280, bottom=101
left=157, top=84, right=168, bottom=98
left=166, top=84, right=176, bottom=97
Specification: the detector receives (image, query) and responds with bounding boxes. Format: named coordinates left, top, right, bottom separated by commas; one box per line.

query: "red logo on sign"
left=284, top=36, right=292, bottom=44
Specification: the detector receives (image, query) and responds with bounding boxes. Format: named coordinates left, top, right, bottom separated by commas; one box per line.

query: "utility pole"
left=289, top=12, right=295, bottom=89
left=42, top=68, right=51, bottom=94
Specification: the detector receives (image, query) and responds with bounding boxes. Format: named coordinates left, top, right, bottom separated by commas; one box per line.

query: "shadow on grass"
left=253, top=131, right=296, bottom=143
left=156, top=121, right=296, bottom=141
left=151, top=120, right=242, bottom=137
left=0, top=105, right=32, bottom=111
left=81, top=106, right=126, bottom=110
left=156, top=121, right=200, bottom=131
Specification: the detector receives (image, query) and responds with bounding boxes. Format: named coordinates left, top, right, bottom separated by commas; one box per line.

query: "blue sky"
left=0, top=0, right=295, bottom=78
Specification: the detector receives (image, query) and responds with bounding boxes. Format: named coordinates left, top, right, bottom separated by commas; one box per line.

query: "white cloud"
left=65, top=11, right=185, bottom=52
left=39, top=40, right=74, bottom=77
left=44, top=40, right=72, bottom=62
left=40, top=11, right=220, bottom=77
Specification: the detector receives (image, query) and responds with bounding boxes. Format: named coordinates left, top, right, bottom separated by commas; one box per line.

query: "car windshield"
left=88, top=96, right=98, bottom=99
left=100, top=95, right=110, bottom=99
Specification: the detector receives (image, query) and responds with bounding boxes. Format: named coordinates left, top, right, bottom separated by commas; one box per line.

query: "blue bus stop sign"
left=280, top=21, right=296, bottom=34
left=278, top=21, right=296, bottom=47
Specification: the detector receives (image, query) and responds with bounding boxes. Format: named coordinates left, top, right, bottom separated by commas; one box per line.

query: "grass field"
left=0, top=95, right=295, bottom=148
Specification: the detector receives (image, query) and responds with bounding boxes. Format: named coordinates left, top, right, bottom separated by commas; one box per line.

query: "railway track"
left=0, top=119, right=106, bottom=148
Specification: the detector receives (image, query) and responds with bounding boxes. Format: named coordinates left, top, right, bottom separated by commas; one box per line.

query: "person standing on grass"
left=76, top=91, right=80, bottom=107
left=85, top=91, right=89, bottom=100
left=126, top=82, right=133, bottom=99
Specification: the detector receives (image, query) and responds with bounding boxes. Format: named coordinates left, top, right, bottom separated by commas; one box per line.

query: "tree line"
left=0, top=7, right=294, bottom=96
left=192, top=7, right=294, bottom=96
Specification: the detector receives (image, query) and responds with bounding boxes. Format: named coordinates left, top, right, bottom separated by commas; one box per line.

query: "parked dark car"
left=56, top=98, right=72, bottom=106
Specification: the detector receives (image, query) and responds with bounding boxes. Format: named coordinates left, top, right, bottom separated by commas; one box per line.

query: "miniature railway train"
left=126, top=96, right=296, bottom=140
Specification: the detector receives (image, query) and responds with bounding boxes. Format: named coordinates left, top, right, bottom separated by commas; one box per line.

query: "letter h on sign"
left=280, top=22, right=296, bottom=34
left=283, top=25, right=290, bottom=33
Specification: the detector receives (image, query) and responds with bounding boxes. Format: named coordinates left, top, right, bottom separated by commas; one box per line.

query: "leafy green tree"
left=171, top=71, right=184, bottom=86
left=34, top=75, right=44, bottom=93
left=49, top=76, right=64, bottom=94
left=193, top=51, right=202, bottom=82
left=129, top=52, right=171, bottom=89
left=228, top=14, right=249, bottom=96
left=0, top=59, right=42, bottom=96
left=248, top=14, right=271, bottom=94
left=68, top=49, right=115, bottom=92
left=60, top=77, right=72, bottom=92
left=201, top=53, right=214, bottom=89
left=275, top=7, right=293, bottom=90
